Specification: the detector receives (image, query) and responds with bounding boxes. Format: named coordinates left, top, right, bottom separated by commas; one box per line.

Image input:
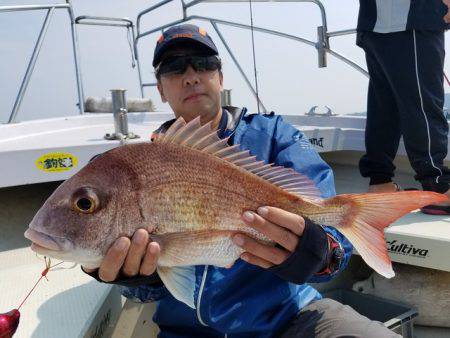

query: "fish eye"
left=76, top=197, right=94, bottom=213
left=72, top=187, right=100, bottom=214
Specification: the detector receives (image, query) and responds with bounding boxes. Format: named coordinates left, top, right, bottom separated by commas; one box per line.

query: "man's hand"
left=443, top=0, right=450, bottom=23
left=232, top=206, right=305, bottom=269
left=82, top=229, right=160, bottom=282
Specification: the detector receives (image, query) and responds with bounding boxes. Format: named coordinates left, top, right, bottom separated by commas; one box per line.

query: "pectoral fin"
left=157, top=265, right=196, bottom=309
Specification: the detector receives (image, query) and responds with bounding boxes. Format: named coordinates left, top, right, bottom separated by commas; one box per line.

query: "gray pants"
left=278, top=298, right=400, bottom=338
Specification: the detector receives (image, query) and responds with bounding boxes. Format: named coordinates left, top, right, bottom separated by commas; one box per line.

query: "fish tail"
left=318, top=191, right=447, bottom=279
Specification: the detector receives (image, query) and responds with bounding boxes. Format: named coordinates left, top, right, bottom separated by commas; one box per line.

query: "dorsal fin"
left=155, top=117, right=321, bottom=199
left=173, top=117, right=202, bottom=144
left=161, top=118, right=185, bottom=141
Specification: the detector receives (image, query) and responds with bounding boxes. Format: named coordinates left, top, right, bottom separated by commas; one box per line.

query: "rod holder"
left=317, top=26, right=327, bottom=68
left=221, top=89, right=232, bottom=106
left=104, top=89, right=139, bottom=141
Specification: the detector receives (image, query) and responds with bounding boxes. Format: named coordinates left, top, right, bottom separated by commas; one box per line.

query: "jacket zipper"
left=196, top=265, right=209, bottom=326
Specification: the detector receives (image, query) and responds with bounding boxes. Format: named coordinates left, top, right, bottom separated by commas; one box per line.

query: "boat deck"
left=0, top=248, right=123, bottom=338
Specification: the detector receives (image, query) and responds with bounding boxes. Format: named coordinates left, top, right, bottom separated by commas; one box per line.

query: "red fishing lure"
left=0, top=309, right=20, bottom=338
left=0, top=257, right=57, bottom=337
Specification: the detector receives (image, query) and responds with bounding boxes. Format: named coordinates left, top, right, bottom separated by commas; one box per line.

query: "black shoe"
left=420, top=204, right=450, bottom=215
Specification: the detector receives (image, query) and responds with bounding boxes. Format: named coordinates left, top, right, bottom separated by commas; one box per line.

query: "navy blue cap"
left=152, top=24, right=218, bottom=67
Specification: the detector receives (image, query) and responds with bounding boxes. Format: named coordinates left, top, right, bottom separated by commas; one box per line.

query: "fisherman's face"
left=156, top=47, right=223, bottom=124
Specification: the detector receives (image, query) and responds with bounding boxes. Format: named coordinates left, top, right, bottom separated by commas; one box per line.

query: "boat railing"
left=74, top=16, right=145, bottom=98
left=1, top=0, right=366, bottom=122
left=1, top=1, right=83, bottom=123
left=0, top=1, right=143, bottom=123
left=135, top=0, right=368, bottom=113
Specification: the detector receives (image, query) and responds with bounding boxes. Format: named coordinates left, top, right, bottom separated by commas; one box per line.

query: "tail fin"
left=322, top=191, right=447, bottom=279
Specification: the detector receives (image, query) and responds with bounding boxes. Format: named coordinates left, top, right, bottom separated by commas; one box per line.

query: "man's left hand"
left=232, top=206, right=305, bottom=268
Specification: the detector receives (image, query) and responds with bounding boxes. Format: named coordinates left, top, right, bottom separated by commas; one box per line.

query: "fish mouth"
left=25, top=228, right=100, bottom=267
left=24, top=228, right=70, bottom=252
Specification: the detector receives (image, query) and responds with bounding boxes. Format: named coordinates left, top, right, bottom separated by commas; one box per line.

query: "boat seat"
left=85, top=96, right=155, bottom=113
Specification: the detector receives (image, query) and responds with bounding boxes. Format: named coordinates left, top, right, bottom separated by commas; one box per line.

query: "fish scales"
left=128, top=141, right=305, bottom=233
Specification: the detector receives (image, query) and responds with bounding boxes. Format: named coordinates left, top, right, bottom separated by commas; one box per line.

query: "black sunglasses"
left=156, top=55, right=221, bottom=77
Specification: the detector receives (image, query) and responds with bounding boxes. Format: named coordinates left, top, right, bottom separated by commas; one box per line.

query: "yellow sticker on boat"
left=36, top=152, right=78, bottom=172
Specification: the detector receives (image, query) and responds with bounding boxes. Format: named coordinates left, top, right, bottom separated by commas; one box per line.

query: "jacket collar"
left=221, top=106, right=247, bottom=138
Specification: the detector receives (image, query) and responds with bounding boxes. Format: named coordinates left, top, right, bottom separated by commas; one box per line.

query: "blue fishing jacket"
left=120, top=108, right=353, bottom=337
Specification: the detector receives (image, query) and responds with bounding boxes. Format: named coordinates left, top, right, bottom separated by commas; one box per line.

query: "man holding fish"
left=76, top=25, right=407, bottom=337
left=26, top=24, right=444, bottom=336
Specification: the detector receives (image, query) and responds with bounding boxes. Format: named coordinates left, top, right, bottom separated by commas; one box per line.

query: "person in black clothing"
left=357, top=0, right=450, bottom=214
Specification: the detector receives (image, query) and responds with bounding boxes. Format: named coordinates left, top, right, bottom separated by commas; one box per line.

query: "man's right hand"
left=82, top=229, right=161, bottom=282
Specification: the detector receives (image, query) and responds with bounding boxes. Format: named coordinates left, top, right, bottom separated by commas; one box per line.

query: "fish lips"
left=24, top=228, right=73, bottom=253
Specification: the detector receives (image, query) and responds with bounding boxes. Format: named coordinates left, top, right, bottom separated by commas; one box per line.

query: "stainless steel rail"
left=74, top=15, right=144, bottom=98
left=0, top=1, right=85, bottom=123
left=1, top=2, right=143, bottom=123
left=134, top=0, right=367, bottom=113
left=2, top=0, right=365, bottom=122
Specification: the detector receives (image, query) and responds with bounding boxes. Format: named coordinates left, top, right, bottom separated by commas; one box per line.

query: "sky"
left=1, top=0, right=449, bottom=123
